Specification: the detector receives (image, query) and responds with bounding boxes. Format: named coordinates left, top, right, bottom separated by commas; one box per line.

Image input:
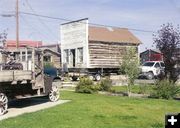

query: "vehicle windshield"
left=142, top=62, right=155, bottom=67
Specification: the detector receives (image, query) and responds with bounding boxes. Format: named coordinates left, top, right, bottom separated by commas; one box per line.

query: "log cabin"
left=60, top=18, right=141, bottom=80
left=39, top=44, right=61, bottom=68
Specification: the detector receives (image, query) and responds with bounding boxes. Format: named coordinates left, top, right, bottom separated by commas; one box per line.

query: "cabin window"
left=22, top=52, right=26, bottom=61
left=77, top=47, right=83, bottom=63
left=44, top=56, right=51, bottom=62
left=27, top=51, right=32, bottom=61
left=64, top=49, right=69, bottom=63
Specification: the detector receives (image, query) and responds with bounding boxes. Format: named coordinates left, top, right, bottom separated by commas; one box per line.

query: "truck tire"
left=95, top=74, right=101, bottom=81
left=0, top=93, right=8, bottom=116
left=49, top=86, right=59, bottom=102
left=147, top=72, right=154, bottom=80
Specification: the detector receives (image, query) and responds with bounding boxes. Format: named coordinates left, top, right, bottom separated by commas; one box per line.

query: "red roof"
left=5, top=40, right=43, bottom=49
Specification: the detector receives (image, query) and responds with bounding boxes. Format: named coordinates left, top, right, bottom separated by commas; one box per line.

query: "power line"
left=19, top=11, right=155, bottom=33
left=19, top=14, right=49, bottom=40
left=24, top=0, right=58, bottom=40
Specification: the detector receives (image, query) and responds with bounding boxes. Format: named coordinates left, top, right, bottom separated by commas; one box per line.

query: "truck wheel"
left=49, top=86, right=59, bottom=102
left=0, top=93, right=8, bottom=116
left=147, top=72, right=154, bottom=80
left=95, top=74, right=101, bottom=81
left=52, top=79, right=61, bottom=87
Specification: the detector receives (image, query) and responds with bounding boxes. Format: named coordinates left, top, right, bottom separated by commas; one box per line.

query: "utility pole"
left=16, top=0, right=19, bottom=49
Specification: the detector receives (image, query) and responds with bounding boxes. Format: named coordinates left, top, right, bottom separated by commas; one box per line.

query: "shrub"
left=138, top=85, right=148, bottom=94
left=75, top=78, right=96, bottom=94
left=151, top=79, right=180, bottom=99
left=99, top=77, right=112, bottom=91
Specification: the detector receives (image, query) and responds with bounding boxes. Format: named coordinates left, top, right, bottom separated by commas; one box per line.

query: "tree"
left=153, top=23, right=180, bottom=82
left=120, top=47, right=140, bottom=97
left=0, top=30, right=7, bottom=47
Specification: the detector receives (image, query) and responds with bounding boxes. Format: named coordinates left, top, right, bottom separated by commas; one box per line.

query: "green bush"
left=151, top=79, right=180, bottom=99
left=138, top=85, right=148, bottom=94
left=75, top=78, right=96, bottom=94
left=99, top=77, right=112, bottom=91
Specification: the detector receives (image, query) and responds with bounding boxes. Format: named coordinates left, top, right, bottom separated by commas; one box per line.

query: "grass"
left=1, top=91, right=180, bottom=128
left=111, top=85, right=154, bottom=94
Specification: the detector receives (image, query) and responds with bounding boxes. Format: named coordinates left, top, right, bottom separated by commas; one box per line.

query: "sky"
left=0, top=0, right=180, bottom=52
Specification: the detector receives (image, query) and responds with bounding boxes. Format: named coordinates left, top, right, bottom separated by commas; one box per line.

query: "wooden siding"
left=39, top=45, right=61, bottom=68
left=89, top=41, right=138, bottom=68
left=43, top=51, right=61, bottom=68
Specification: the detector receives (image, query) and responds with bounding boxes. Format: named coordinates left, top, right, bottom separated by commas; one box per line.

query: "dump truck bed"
left=0, top=70, right=32, bottom=82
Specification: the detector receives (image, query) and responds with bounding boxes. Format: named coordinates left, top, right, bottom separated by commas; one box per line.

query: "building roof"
left=151, top=49, right=161, bottom=53
left=5, top=40, right=43, bottom=49
left=39, top=44, right=59, bottom=48
left=88, top=26, right=141, bottom=44
left=43, top=48, right=61, bottom=56
left=140, top=49, right=162, bottom=55
left=39, top=43, right=61, bottom=53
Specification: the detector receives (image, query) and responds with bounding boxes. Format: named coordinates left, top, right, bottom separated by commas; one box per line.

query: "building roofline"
left=61, top=18, right=88, bottom=25
left=140, top=49, right=162, bottom=54
left=43, top=48, right=61, bottom=56
left=6, top=39, right=42, bottom=42
left=39, top=43, right=60, bottom=48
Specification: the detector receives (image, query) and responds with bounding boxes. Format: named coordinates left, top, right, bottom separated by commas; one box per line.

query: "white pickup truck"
left=140, top=61, right=165, bottom=79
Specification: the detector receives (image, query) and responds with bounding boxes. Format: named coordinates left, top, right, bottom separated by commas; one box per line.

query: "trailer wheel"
left=95, top=74, right=101, bottom=81
left=49, top=86, right=59, bottom=102
left=72, top=76, right=78, bottom=81
left=89, top=75, right=94, bottom=81
left=0, top=93, right=8, bottom=116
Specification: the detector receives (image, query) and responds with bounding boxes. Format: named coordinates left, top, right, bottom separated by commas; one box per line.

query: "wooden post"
left=32, top=48, right=35, bottom=73
left=16, top=0, right=19, bottom=49
left=20, top=50, right=22, bottom=61
left=25, top=48, right=27, bottom=60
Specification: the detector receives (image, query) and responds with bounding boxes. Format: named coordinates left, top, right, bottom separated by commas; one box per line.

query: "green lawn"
left=1, top=91, right=180, bottom=128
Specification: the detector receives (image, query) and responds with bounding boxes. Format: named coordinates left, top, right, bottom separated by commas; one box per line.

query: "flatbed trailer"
left=66, top=67, right=119, bottom=81
left=0, top=48, right=59, bottom=115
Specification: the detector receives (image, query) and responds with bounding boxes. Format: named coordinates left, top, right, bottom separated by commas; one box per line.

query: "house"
left=3, top=40, right=61, bottom=68
left=5, top=40, right=43, bottom=49
left=60, top=18, right=141, bottom=73
left=140, top=49, right=163, bottom=64
left=39, top=44, right=61, bottom=68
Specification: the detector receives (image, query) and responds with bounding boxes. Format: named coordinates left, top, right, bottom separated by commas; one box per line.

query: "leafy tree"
left=0, top=30, right=7, bottom=47
left=153, top=23, right=180, bottom=82
left=120, top=47, right=140, bottom=97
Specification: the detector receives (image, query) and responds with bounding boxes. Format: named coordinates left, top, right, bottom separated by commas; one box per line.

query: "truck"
left=139, top=61, right=165, bottom=79
left=0, top=48, right=59, bottom=115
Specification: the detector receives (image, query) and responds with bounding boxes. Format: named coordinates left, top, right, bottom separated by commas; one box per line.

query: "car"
left=139, top=61, right=165, bottom=80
